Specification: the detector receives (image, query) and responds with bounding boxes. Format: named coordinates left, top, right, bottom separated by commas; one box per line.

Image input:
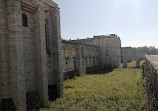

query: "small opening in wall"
left=22, top=14, right=28, bottom=27
left=0, top=98, right=16, bottom=111
left=64, top=45, right=69, bottom=58
left=66, top=62, right=68, bottom=64
left=48, top=85, right=59, bottom=101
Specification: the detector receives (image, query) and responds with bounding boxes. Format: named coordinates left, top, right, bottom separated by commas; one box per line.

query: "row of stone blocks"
left=143, top=55, right=158, bottom=111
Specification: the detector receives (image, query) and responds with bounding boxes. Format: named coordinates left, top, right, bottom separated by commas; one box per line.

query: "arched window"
left=22, top=14, right=28, bottom=27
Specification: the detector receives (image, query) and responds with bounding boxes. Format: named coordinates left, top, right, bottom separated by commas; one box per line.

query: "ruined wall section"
left=121, top=47, right=132, bottom=62
left=62, top=40, right=100, bottom=78
left=85, top=46, right=99, bottom=73
left=143, top=55, right=158, bottom=111
left=62, top=41, right=85, bottom=79
left=62, top=41, right=79, bottom=80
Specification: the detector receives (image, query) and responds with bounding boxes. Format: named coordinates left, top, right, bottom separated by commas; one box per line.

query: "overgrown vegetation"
left=41, top=61, right=144, bottom=111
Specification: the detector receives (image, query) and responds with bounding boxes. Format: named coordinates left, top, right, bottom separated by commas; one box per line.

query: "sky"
left=52, top=0, right=158, bottom=48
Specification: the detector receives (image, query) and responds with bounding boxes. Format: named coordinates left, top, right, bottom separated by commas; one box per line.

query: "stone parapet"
left=143, top=55, right=158, bottom=111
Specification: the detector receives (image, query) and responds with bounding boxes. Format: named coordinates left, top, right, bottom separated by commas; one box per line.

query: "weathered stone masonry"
left=143, top=55, right=158, bottom=111
left=62, top=40, right=100, bottom=80
left=0, top=0, right=62, bottom=111
left=0, top=0, right=122, bottom=110
left=122, top=54, right=144, bottom=68
left=62, top=34, right=122, bottom=78
left=121, top=47, right=145, bottom=68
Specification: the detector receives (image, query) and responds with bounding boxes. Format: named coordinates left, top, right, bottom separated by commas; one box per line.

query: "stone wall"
left=121, top=47, right=132, bottom=62
left=143, top=55, right=158, bottom=111
left=0, top=0, right=63, bottom=111
left=72, top=34, right=121, bottom=68
left=62, top=35, right=121, bottom=77
left=123, top=54, right=144, bottom=68
left=0, top=0, right=122, bottom=110
left=62, top=40, right=100, bottom=79
left=93, top=34, right=121, bottom=68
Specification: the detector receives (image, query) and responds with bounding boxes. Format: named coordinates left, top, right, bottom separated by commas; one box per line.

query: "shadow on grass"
left=86, top=67, right=114, bottom=75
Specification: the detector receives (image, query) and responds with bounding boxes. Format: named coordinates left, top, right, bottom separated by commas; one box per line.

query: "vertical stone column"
left=34, top=3, right=48, bottom=107
left=136, top=59, right=140, bottom=68
left=49, top=7, right=63, bottom=97
left=82, top=46, right=86, bottom=74
left=76, top=45, right=82, bottom=75
left=7, top=0, right=26, bottom=110
left=0, top=0, right=10, bottom=108
left=98, top=47, right=102, bottom=68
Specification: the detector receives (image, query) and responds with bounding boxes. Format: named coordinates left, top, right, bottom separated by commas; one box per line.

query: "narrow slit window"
left=22, top=14, right=28, bottom=27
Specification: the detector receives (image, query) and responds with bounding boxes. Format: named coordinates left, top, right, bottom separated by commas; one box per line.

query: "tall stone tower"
left=93, top=34, right=121, bottom=68
left=0, top=0, right=63, bottom=110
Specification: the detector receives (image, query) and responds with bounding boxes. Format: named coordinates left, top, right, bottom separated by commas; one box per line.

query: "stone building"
left=0, top=0, right=122, bottom=110
left=93, top=34, right=121, bottom=68
left=71, top=34, right=121, bottom=68
left=0, top=0, right=62, bottom=111
left=62, top=34, right=121, bottom=78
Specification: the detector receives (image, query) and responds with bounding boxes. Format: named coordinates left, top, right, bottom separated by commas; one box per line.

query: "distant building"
left=62, top=34, right=121, bottom=79
left=93, top=34, right=121, bottom=68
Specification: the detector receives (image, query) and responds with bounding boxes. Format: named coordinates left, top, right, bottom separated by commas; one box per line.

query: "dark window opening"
left=22, top=14, right=28, bottom=27
left=45, top=19, right=51, bottom=56
left=48, top=85, right=59, bottom=101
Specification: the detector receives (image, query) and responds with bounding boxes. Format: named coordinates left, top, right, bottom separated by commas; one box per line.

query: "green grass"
left=41, top=61, right=144, bottom=111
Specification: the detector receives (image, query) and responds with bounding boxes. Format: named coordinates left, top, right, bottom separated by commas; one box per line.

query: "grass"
left=41, top=61, right=144, bottom=111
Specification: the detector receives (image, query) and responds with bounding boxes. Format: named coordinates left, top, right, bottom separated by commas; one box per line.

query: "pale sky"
left=52, top=0, right=158, bottom=48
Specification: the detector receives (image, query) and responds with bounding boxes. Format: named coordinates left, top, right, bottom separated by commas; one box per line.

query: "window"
left=22, top=14, right=28, bottom=27
left=72, top=47, right=76, bottom=58
left=81, top=47, right=84, bottom=57
left=45, top=19, right=51, bottom=55
left=64, top=45, right=69, bottom=58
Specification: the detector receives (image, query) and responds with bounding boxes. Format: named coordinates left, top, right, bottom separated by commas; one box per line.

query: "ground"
left=41, top=61, right=144, bottom=111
